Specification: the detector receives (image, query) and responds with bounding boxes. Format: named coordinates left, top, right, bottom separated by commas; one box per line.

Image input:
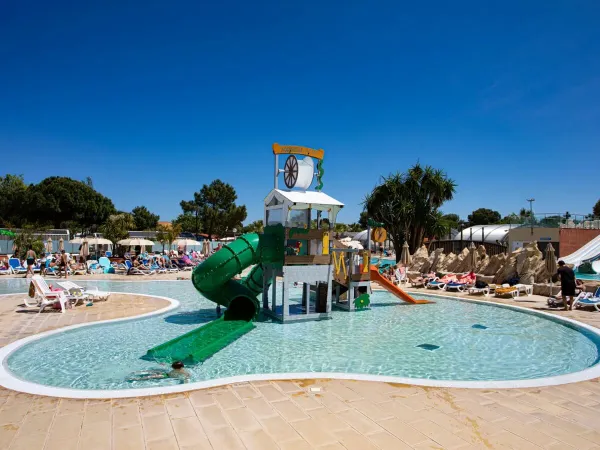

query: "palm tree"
left=364, top=163, right=455, bottom=258
left=165, top=222, right=182, bottom=253
left=156, top=224, right=169, bottom=253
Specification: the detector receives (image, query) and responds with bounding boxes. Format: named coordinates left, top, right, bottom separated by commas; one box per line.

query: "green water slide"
left=145, top=227, right=284, bottom=364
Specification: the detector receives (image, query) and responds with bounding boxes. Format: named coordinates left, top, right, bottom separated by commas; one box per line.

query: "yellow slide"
left=370, top=266, right=432, bottom=304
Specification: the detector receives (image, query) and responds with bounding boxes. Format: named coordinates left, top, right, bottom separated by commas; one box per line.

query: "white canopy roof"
left=451, top=224, right=519, bottom=244
left=264, top=189, right=344, bottom=224
left=266, top=189, right=344, bottom=209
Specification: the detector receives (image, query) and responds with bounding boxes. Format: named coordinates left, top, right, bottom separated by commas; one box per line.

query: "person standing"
left=25, top=246, right=36, bottom=278
left=59, top=250, right=69, bottom=278
left=556, top=260, right=576, bottom=310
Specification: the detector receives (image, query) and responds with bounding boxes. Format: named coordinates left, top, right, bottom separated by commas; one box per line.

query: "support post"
left=271, top=274, right=277, bottom=314
left=282, top=279, right=289, bottom=319
left=303, top=283, right=311, bottom=315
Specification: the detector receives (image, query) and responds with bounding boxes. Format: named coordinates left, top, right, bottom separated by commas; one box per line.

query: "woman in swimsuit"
left=25, top=247, right=36, bottom=278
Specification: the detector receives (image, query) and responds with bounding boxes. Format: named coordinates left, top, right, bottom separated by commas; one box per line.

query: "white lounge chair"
left=24, top=275, right=70, bottom=313
left=467, top=286, right=490, bottom=297
left=58, top=281, right=111, bottom=302
left=513, top=284, right=533, bottom=298
left=0, top=265, right=13, bottom=275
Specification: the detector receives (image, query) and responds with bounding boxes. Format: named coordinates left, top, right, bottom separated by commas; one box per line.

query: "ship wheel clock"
left=283, top=155, right=299, bottom=188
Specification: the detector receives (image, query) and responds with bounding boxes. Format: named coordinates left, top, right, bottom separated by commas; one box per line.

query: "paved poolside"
left=0, top=289, right=599, bottom=449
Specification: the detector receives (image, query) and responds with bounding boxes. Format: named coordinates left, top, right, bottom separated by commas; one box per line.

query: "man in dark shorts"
left=58, top=249, right=69, bottom=279
left=556, top=260, right=576, bottom=310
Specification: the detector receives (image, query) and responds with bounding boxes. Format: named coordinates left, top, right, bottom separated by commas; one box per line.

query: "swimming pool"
left=1, top=278, right=600, bottom=395
left=576, top=271, right=600, bottom=281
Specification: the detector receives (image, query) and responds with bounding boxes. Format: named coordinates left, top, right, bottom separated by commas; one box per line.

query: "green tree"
left=441, top=213, right=460, bottom=230
left=26, top=177, right=115, bottom=230
left=13, top=225, right=45, bottom=256
left=155, top=223, right=169, bottom=253
left=131, top=206, right=159, bottom=230
left=467, top=208, right=501, bottom=226
left=364, top=163, right=455, bottom=257
left=593, top=199, right=600, bottom=217
left=100, top=213, right=135, bottom=245
left=166, top=222, right=182, bottom=250
left=242, top=220, right=264, bottom=234
left=347, top=223, right=363, bottom=232
left=180, top=180, right=247, bottom=238
left=334, top=223, right=348, bottom=233
left=173, top=212, right=200, bottom=233
left=0, top=175, right=28, bottom=227
left=358, top=212, right=368, bottom=229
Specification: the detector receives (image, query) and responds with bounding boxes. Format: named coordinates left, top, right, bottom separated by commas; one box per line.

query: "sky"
left=1, top=1, right=599, bottom=225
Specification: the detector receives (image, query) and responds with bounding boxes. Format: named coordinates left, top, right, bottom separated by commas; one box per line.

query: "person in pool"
left=168, top=361, right=190, bottom=383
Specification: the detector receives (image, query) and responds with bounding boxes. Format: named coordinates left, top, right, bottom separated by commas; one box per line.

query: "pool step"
left=144, top=317, right=255, bottom=364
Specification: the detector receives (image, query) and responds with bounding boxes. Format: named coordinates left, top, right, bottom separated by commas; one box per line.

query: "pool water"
left=2, top=279, right=600, bottom=390
left=576, top=271, right=600, bottom=281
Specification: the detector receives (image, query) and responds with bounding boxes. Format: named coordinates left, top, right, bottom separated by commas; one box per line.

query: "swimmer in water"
left=168, top=361, right=190, bottom=383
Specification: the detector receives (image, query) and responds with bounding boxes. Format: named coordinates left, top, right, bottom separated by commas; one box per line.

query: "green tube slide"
left=145, top=227, right=284, bottom=364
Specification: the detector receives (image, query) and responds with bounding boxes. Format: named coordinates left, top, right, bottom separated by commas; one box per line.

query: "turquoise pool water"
left=2, top=279, right=600, bottom=390
left=576, top=271, right=600, bottom=281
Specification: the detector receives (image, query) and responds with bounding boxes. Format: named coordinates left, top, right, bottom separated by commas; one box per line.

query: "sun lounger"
left=427, top=274, right=457, bottom=290
left=125, top=260, right=155, bottom=275
left=58, top=281, right=111, bottom=301
left=0, top=265, right=13, bottom=275
left=23, top=275, right=70, bottom=313
left=513, top=284, right=533, bottom=297
left=467, top=286, right=490, bottom=297
left=8, top=258, right=26, bottom=274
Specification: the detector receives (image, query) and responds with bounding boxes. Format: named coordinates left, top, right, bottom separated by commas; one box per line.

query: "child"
left=168, top=361, right=190, bottom=383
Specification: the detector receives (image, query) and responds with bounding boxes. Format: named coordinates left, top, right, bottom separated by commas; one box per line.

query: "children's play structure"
left=145, top=144, right=425, bottom=364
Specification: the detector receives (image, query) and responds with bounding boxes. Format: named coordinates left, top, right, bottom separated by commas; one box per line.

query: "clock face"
left=372, top=227, right=387, bottom=243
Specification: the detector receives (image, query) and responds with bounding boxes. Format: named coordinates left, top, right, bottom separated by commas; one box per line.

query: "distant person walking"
left=25, top=247, right=36, bottom=278
left=555, top=260, right=576, bottom=310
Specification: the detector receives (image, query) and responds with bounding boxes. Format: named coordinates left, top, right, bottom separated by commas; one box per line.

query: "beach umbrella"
left=346, top=241, right=364, bottom=250
left=46, top=238, right=53, bottom=253
left=173, top=238, right=201, bottom=253
left=400, top=241, right=411, bottom=266
left=545, top=243, right=557, bottom=295
left=117, top=238, right=155, bottom=246
left=468, top=241, right=477, bottom=272
left=58, top=238, right=64, bottom=251
left=79, top=241, right=89, bottom=260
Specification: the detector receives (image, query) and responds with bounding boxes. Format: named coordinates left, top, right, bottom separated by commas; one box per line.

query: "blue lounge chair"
left=574, top=288, right=600, bottom=311
left=8, top=258, right=26, bottom=274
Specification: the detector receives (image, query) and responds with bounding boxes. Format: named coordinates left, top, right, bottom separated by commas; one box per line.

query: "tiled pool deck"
left=0, top=290, right=600, bottom=449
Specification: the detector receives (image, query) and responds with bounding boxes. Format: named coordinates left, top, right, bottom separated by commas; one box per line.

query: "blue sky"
left=1, top=1, right=599, bottom=225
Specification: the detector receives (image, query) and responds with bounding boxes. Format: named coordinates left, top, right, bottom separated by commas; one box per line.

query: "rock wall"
left=408, top=241, right=553, bottom=284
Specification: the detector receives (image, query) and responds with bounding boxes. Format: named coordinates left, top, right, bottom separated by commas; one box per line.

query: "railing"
left=505, top=213, right=600, bottom=229
left=284, top=227, right=332, bottom=265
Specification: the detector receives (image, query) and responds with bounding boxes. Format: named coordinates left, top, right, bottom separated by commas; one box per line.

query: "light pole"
left=526, top=198, right=535, bottom=235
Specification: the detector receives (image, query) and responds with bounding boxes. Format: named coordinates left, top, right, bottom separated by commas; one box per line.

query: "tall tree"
left=0, top=174, right=28, bottom=227
left=593, top=199, right=600, bottom=217
left=467, top=208, right=501, bottom=226
left=180, top=180, right=247, bottom=238
left=100, top=213, right=135, bottom=244
left=131, top=206, right=159, bottom=230
left=364, top=163, right=455, bottom=257
left=173, top=212, right=200, bottom=233
left=242, top=220, right=264, bottom=234
left=358, top=211, right=369, bottom=229
left=441, top=213, right=460, bottom=230
left=26, top=177, right=115, bottom=230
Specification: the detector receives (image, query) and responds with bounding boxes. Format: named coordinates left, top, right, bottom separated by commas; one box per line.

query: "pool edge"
left=2, top=291, right=600, bottom=398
